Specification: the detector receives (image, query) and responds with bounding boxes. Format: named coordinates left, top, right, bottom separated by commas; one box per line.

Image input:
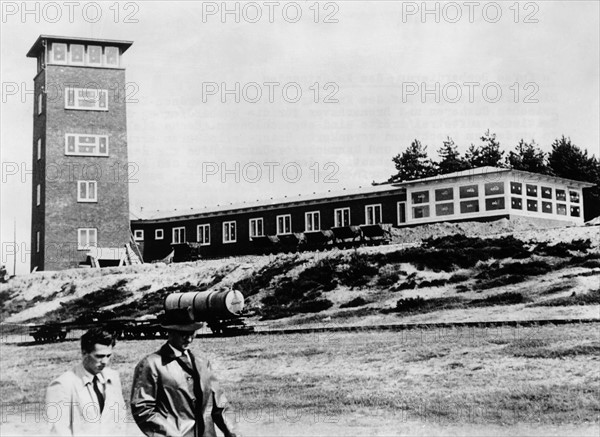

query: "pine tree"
left=437, top=137, right=471, bottom=174
left=390, top=140, right=438, bottom=182
left=507, top=139, right=552, bottom=174
left=465, top=130, right=505, bottom=168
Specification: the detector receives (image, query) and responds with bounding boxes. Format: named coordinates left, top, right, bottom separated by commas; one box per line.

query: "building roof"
left=26, top=35, right=133, bottom=58
left=131, top=167, right=595, bottom=224
left=391, top=166, right=596, bottom=188
left=132, top=183, right=404, bottom=223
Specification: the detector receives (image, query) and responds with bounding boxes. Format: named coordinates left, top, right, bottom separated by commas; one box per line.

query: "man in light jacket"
left=45, top=328, right=127, bottom=436
left=130, top=307, right=238, bottom=437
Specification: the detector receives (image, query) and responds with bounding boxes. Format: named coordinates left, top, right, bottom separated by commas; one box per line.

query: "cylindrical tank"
left=164, top=290, right=245, bottom=321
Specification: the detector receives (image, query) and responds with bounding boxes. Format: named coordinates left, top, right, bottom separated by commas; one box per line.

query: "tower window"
left=77, top=181, right=97, bottom=202
left=37, top=138, right=42, bottom=160
left=37, top=93, right=43, bottom=115
left=36, top=231, right=40, bottom=253
left=87, top=45, right=103, bottom=65
left=65, top=134, right=109, bottom=157
left=65, top=87, right=108, bottom=111
left=51, top=43, right=67, bottom=64
left=77, top=228, right=97, bottom=250
left=69, top=44, right=85, bottom=64
left=36, top=184, right=41, bottom=206
left=105, top=47, right=120, bottom=67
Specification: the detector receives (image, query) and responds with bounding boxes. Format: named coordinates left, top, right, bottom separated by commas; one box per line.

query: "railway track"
left=197, top=317, right=600, bottom=338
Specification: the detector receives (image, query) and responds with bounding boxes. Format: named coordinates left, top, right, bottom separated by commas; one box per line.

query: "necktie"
left=177, top=352, right=193, bottom=374
left=92, top=375, right=105, bottom=413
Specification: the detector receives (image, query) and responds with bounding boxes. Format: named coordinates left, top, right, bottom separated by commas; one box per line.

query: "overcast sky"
left=1, top=1, right=599, bottom=274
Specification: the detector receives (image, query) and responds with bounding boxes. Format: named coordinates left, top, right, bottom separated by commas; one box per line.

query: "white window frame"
left=65, top=87, right=108, bottom=111
left=69, top=44, right=85, bottom=65
left=37, top=138, right=42, bottom=160
left=155, top=229, right=164, bottom=240
left=334, top=207, right=350, bottom=227
left=365, top=204, right=382, bottom=225
left=51, top=42, right=68, bottom=64
left=223, top=221, right=236, bottom=244
left=37, top=93, right=43, bottom=115
left=77, top=180, right=97, bottom=203
left=77, top=228, right=97, bottom=250
left=197, top=224, right=210, bottom=246
left=36, top=231, right=40, bottom=253
left=172, top=227, right=186, bottom=244
left=104, top=46, right=120, bottom=67
left=249, top=218, right=264, bottom=240
left=36, top=184, right=41, bottom=206
left=65, top=134, right=109, bottom=157
left=305, top=211, right=321, bottom=232
left=133, top=230, right=144, bottom=241
left=87, top=45, right=103, bottom=66
left=276, top=214, right=292, bottom=235
left=397, top=202, right=407, bottom=224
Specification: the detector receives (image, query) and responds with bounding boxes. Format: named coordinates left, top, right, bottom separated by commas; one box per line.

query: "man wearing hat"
left=130, top=307, right=238, bottom=437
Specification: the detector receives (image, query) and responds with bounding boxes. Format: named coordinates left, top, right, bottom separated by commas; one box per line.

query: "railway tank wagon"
left=164, top=289, right=247, bottom=334
left=28, top=289, right=252, bottom=342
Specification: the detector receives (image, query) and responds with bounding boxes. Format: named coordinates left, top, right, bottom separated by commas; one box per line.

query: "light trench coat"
left=130, top=344, right=237, bottom=437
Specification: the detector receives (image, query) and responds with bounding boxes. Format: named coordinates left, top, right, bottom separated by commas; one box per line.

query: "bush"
left=532, top=289, right=600, bottom=306
left=535, top=239, right=592, bottom=257
left=418, top=278, right=448, bottom=288
left=340, top=297, right=368, bottom=308
left=377, top=265, right=401, bottom=287
left=393, top=295, right=463, bottom=314
left=337, top=254, right=378, bottom=287
left=470, top=291, right=528, bottom=307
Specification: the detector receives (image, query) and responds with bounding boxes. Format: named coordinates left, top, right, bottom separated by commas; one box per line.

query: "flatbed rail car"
left=28, top=289, right=254, bottom=343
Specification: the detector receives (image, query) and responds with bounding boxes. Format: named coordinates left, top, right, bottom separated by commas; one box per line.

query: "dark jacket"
left=130, top=344, right=237, bottom=437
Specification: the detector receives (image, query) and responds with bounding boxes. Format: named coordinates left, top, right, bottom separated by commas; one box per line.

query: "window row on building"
left=134, top=204, right=386, bottom=245
left=38, top=86, right=109, bottom=116
left=36, top=181, right=98, bottom=206
left=48, top=42, right=120, bottom=68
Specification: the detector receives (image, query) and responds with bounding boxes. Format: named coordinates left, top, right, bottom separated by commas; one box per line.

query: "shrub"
left=340, top=297, right=368, bottom=308
left=532, top=289, right=600, bottom=306
left=470, top=291, right=528, bottom=307
left=337, top=253, right=378, bottom=287
left=393, top=296, right=463, bottom=314
left=418, top=278, right=448, bottom=288
left=377, top=265, right=401, bottom=287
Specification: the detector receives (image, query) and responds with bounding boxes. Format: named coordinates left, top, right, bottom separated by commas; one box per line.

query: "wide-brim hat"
left=159, top=307, right=203, bottom=332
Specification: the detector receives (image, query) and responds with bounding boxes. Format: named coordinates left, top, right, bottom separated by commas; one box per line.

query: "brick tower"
left=27, top=36, right=133, bottom=271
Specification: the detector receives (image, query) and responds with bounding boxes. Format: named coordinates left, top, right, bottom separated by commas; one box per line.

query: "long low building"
left=130, top=167, right=595, bottom=261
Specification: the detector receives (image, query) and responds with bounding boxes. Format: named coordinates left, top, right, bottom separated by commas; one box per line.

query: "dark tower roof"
left=26, top=35, right=133, bottom=58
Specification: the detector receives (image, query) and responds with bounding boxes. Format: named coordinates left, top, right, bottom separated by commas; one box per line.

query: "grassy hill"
left=1, top=222, right=599, bottom=328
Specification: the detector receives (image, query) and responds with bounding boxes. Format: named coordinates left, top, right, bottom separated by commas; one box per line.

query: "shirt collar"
left=167, top=343, right=189, bottom=359
left=78, top=363, right=108, bottom=385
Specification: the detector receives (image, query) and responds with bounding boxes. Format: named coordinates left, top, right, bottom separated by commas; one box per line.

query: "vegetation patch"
left=534, top=239, right=592, bottom=257
left=531, top=289, right=600, bottom=307
left=390, top=295, right=464, bottom=314
left=340, top=297, right=368, bottom=308
left=469, top=291, right=529, bottom=307
left=112, top=281, right=200, bottom=318
left=504, top=340, right=600, bottom=358
left=472, top=274, right=527, bottom=291
left=232, top=256, right=304, bottom=297
left=43, top=279, right=132, bottom=323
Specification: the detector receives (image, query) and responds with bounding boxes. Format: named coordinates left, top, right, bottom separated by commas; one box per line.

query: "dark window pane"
left=526, top=184, right=537, bottom=197
left=485, top=197, right=505, bottom=211
left=485, top=182, right=504, bottom=196
left=412, top=205, right=430, bottom=219
left=527, top=200, right=538, bottom=211
left=459, top=185, right=478, bottom=198
left=511, top=197, right=522, bottom=210
left=510, top=182, right=522, bottom=195
left=435, top=188, right=453, bottom=202
left=557, top=204, right=567, bottom=215
left=435, top=203, right=454, bottom=216
left=460, top=200, right=479, bottom=213
left=541, top=187, right=552, bottom=199
left=542, top=201, right=552, bottom=213
left=556, top=190, right=566, bottom=201
left=411, top=191, right=429, bottom=204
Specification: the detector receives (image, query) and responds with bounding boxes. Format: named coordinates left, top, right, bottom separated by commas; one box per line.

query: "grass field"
left=1, top=323, right=598, bottom=436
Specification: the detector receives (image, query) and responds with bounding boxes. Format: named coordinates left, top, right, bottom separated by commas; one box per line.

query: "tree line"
left=388, top=130, right=600, bottom=220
